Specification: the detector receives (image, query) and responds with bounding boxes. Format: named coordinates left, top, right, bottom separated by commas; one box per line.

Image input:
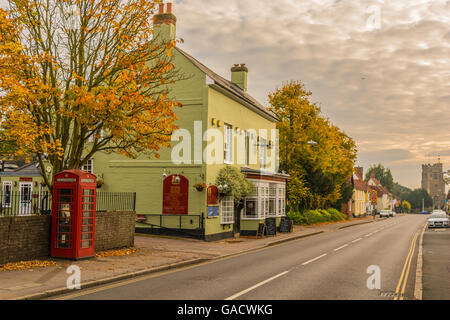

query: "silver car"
left=427, top=213, right=449, bottom=228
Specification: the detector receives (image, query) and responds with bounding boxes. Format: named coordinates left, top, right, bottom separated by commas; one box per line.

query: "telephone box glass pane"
left=80, top=189, right=94, bottom=249
left=56, top=189, right=73, bottom=249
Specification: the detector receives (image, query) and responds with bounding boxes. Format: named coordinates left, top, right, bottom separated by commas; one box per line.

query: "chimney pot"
left=158, top=4, right=164, bottom=14
left=167, top=3, right=172, bottom=13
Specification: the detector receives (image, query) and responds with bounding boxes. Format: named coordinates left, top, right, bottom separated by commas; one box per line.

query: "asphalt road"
left=54, top=214, right=427, bottom=300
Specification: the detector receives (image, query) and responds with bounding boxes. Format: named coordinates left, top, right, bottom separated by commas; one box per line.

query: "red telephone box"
left=51, top=170, right=97, bottom=260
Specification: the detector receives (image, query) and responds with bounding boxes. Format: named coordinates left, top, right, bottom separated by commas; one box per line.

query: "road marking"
left=302, top=253, right=327, bottom=265
left=394, top=231, right=419, bottom=300
left=333, top=244, right=348, bottom=252
left=399, top=232, right=419, bottom=300
left=351, top=238, right=362, bottom=243
left=365, top=233, right=373, bottom=237
left=225, top=271, right=290, bottom=300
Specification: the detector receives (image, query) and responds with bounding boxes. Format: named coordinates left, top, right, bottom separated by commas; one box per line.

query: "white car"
left=390, top=210, right=396, bottom=217
left=380, top=210, right=391, bottom=218
left=427, top=212, right=449, bottom=228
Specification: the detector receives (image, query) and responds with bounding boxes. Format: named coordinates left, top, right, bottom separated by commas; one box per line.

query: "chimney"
left=231, top=64, right=248, bottom=92
left=153, top=2, right=177, bottom=42
left=355, top=167, right=363, bottom=179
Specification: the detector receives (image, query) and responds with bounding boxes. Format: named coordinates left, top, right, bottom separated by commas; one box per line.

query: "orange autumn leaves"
left=269, top=81, right=357, bottom=210
left=0, top=1, right=183, bottom=183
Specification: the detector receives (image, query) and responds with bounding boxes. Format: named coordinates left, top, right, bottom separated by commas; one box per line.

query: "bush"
left=327, top=208, right=348, bottom=221
left=289, top=208, right=348, bottom=225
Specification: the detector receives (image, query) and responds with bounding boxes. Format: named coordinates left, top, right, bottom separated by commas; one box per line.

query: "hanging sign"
left=163, top=175, right=189, bottom=215
left=207, top=186, right=219, bottom=206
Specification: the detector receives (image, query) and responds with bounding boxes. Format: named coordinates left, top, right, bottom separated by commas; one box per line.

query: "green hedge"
left=288, top=208, right=348, bottom=226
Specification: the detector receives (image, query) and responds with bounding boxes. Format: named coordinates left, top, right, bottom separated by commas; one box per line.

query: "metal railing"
left=136, top=213, right=205, bottom=238
left=0, top=191, right=52, bottom=216
left=96, top=192, right=136, bottom=212
left=0, top=191, right=136, bottom=216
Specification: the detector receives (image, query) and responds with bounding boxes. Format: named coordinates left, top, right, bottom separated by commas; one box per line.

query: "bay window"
left=243, top=180, right=286, bottom=219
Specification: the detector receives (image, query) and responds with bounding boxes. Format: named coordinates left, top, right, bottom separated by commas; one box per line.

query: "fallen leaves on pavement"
left=0, top=260, right=58, bottom=272
left=95, top=248, right=139, bottom=258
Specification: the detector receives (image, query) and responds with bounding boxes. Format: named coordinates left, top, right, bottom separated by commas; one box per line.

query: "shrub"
left=327, top=208, right=348, bottom=221
left=289, top=208, right=348, bottom=225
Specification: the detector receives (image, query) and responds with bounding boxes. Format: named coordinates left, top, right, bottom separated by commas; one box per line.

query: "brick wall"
left=0, top=216, right=51, bottom=264
left=95, top=211, right=135, bottom=251
left=0, top=211, right=135, bottom=264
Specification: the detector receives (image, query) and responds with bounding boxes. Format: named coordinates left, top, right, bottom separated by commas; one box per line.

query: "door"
left=233, top=201, right=243, bottom=234
left=19, top=182, right=33, bottom=215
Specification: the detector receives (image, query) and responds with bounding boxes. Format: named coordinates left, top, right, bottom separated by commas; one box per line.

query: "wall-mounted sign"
left=163, top=175, right=189, bottom=215
left=207, top=186, right=219, bottom=206
left=19, top=177, right=33, bottom=182
left=57, top=178, right=77, bottom=183
left=207, top=206, right=219, bottom=218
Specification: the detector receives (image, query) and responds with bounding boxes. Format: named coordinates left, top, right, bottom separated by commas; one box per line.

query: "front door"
left=19, top=182, right=33, bottom=216
left=233, top=201, right=242, bottom=235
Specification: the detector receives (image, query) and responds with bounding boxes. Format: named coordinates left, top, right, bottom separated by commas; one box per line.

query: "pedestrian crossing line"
left=302, top=253, right=327, bottom=265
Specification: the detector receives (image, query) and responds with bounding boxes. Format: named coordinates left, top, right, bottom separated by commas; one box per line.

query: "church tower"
left=421, top=160, right=446, bottom=209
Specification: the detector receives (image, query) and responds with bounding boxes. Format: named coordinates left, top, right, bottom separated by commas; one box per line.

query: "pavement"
left=51, top=214, right=426, bottom=300
left=422, top=226, right=450, bottom=299
left=0, top=215, right=376, bottom=300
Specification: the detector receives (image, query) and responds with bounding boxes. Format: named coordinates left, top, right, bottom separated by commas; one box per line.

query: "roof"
left=0, top=161, right=42, bottom=177
left=175, top=47, right=279, bottom=122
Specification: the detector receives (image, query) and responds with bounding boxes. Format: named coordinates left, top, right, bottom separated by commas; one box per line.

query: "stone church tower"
left=421, top=161, right=446, bottom=209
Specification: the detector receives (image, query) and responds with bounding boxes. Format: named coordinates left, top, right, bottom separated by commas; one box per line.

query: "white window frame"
left=243, top=180, right=268, bottom=220
left=2, top=181, right=12, bottom=208
left=259, top=137, right=267, bottom=170
left=224, top=124, right=233, bottom=164
left=268, top=183, right=277, bottom=217
left=220, top=196, right=234, bottom=224
left=81, top=159, right=94, bottom=174
left=244, top=131, right=250, bottom=167
left=277, top=185, right=286, bottom=217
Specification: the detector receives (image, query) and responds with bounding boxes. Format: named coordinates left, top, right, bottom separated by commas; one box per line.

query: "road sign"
left=371, top=190, right=377, bottom=205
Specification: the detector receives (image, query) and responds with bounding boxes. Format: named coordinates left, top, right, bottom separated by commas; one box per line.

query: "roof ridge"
left=175, top=47, right=278, bottom=121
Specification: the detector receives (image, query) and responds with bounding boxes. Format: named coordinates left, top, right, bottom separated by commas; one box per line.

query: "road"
left=53, top=214, right=427, bottom=300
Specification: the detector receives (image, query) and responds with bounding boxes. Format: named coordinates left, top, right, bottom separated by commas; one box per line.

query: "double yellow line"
left=393, top=231, right=419, bottom=300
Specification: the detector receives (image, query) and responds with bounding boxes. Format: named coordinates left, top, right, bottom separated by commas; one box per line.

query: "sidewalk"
left=421, top=227, right=450, bottom=299
left=0, top=216, right=376, bottom=300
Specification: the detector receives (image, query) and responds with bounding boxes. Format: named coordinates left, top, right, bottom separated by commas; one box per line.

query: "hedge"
left=288, top=208, right=348, bottom=226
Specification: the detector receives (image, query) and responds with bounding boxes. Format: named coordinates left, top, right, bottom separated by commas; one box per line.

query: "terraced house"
left=77, top=3, right=288, bottom=241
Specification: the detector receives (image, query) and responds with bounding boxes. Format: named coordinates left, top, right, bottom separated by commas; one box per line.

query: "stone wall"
left=0, top=211, right=135, bottom=264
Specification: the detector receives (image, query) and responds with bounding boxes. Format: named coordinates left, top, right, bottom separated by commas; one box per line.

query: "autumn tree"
left=364, top=164, right=394, bottom=192
left=268, top=81, right=357, bottom=211
left=0, top=1, right=184, bottom=189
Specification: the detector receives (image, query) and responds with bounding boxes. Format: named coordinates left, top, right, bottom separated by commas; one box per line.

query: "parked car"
left=421, top=211, right=430, bottom=214
left=427, top=212, right=449, bottom=228
left=380, top=210, right=391, bottom=218
left=390, top=210, right=396, bottom=217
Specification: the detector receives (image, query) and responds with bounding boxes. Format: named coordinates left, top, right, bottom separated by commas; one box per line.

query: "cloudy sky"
left=1, top=0, right=449, bottom=189
left=169, top=0, right=450, bottom=189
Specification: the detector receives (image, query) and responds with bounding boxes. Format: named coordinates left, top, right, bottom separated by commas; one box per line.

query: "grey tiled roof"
left=176, top=47, right=278, bottom=122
